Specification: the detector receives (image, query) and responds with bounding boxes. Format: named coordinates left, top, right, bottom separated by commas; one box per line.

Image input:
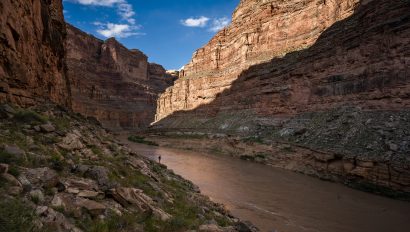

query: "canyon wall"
left=66, top=24, right=174, bottom=131
left=0, top=0, right=70, bottom=106
left=153, top=0, right=410, bottom=196
left=156, top=0, right=360, bottom=120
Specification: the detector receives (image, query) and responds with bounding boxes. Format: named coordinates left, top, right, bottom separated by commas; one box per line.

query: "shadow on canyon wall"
left=152, top=0, right=410, bottom=134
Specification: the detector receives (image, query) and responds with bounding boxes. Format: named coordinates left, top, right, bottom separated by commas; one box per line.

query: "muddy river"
left=121, top=140, right=410, bottom=232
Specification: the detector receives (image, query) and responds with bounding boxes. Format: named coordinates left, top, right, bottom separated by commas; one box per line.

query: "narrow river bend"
left=121, top=140, right=410, bottom=232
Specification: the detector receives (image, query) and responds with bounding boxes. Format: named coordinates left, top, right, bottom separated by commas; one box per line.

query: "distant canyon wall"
left=0, top=0, right=175, bottom=131
left=154, top=0, right=410, bottom=132
left=156, top=0, right=361, bottom=121
left=66, top=24, right=175, bottom=131
left=0, top=0, right=70, bottom=106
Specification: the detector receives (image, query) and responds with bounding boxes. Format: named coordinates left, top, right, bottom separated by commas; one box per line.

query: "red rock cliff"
left=156, top=0, right=360, bottom=120
left=66, top=24, right=174, bottom=131
left=0, top=0, right=70, bottom=106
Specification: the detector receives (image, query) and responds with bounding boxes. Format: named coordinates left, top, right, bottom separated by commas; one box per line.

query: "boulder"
left=85, top=166, right=111, bottom=188
left=25, top=167, right=59, bottom=188
left=127, top=156, right=159, bottom=181
left=58, top=133, right=84, bottom=150
left=1, top=173, right=22, bottom=187
left=36, top=206, right=81, bottom=232
left=109, top=187, right=171, bottom=221
left=0, top=163, right=8, bottom=174
left=3, top=145, right=26, bottom=161
left=51, top=194, right=65, bottom=208
left=17, top=175, right=32, bottom=191
left=76, top=198, right=106, bottom=216
left=40, top=123, right=56, bottom=133
left=77, top=190, right=100, bottom=199
left=30, top=189, right=45, bottom=203
left=61, top=177, right=99, bottom=191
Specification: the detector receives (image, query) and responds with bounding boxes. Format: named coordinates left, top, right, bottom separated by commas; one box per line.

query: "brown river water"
left=120, top=139, right=410, bottom=232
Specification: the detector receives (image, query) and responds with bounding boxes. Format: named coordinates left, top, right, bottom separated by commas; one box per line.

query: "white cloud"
left=181, top=16, right=210, bottom=28
left=209, top=17, right=230, bottom=32
left=67, top=0, right=136, bottom=25
left=117, top=2, right=135, bottom=24
left=96, top=23, right=141, bottom=38
left=67, top=0, right=123, bottom=6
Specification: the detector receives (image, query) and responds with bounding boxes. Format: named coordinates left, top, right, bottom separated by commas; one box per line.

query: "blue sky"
left=63, top=0, right=239, bottom=70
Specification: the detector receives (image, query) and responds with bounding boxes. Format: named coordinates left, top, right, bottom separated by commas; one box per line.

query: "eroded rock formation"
left=0, top=0, right=70, bottom=106
left=153, top=0, right=410, bottom=196
left=66, top=24, right=174, bottom=131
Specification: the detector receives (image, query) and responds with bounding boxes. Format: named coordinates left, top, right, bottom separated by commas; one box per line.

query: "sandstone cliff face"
left=156, top=0, right=360, bottom=120
left=66, top=24, right=174, bottom=131
left=0, top=0, right=70, bottom=106
left=153, top=0, right=410, bottom=195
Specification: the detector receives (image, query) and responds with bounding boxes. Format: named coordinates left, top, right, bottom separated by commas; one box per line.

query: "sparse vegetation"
left=13, top=109, right=47, bottom=125
left=242, top=136, right=264, bottom=144
left=0, top=198, right=40, bottom=232
left=128, top=135, right=159, bottom=146
left=0, top=150, right=24, bottom=166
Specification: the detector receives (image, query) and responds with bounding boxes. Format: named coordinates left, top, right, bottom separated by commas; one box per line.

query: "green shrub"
left=79, top=211, right=141, bottom=232
left=128, top=135, right=159, bottom=146
left=240, top=155, right=255, bottom=161
left=0, top=198, right=39, bottom=232
left=8, top=165, right=20, bottom=177
left=0, top=150, right=24, bottom=165
left=13, top=110, right=46, bottom=125
left=242, top=136, right=264, bottom=144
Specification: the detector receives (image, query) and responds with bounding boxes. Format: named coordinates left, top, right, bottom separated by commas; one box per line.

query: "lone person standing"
left=158, top=155, right=162, bottom=164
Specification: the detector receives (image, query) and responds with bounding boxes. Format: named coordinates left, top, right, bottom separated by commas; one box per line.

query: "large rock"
left=0, top=163, right=8, bottom=174
left=72, top=165, right=113, bottom=189
left=40, top=123, right=56, bottom=133
left=25, top=167, right=59, bottom=188
left=1, top=173, right=22, bottom=187
left=0, top=0, right=70, bottom=106
left=36, top=206, right=82, bottom=232
left=109, top=187, right=171, bottom=221
left=76, top=198, right=106, bottom=216
left=3, top=145, right=26, bottom=161
left=58, top=133, right=84, bottom=151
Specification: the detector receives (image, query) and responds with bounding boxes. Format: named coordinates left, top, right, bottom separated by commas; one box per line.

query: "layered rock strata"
left=156, top=0, right=361, bottom=121
left=0, top=0, right=70, bottom=106
left=66, top=24, right=174, bottom=131
left=153, top=0, right=410, bottom=196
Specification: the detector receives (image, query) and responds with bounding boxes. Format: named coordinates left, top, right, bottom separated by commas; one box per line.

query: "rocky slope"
left=0, top=103, right=256, bottom=232
left=66, top=24, right=175, bottom=131
left=0, top=0, right=70, bottom=107
left=152, top=0, right=410, bottom=197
